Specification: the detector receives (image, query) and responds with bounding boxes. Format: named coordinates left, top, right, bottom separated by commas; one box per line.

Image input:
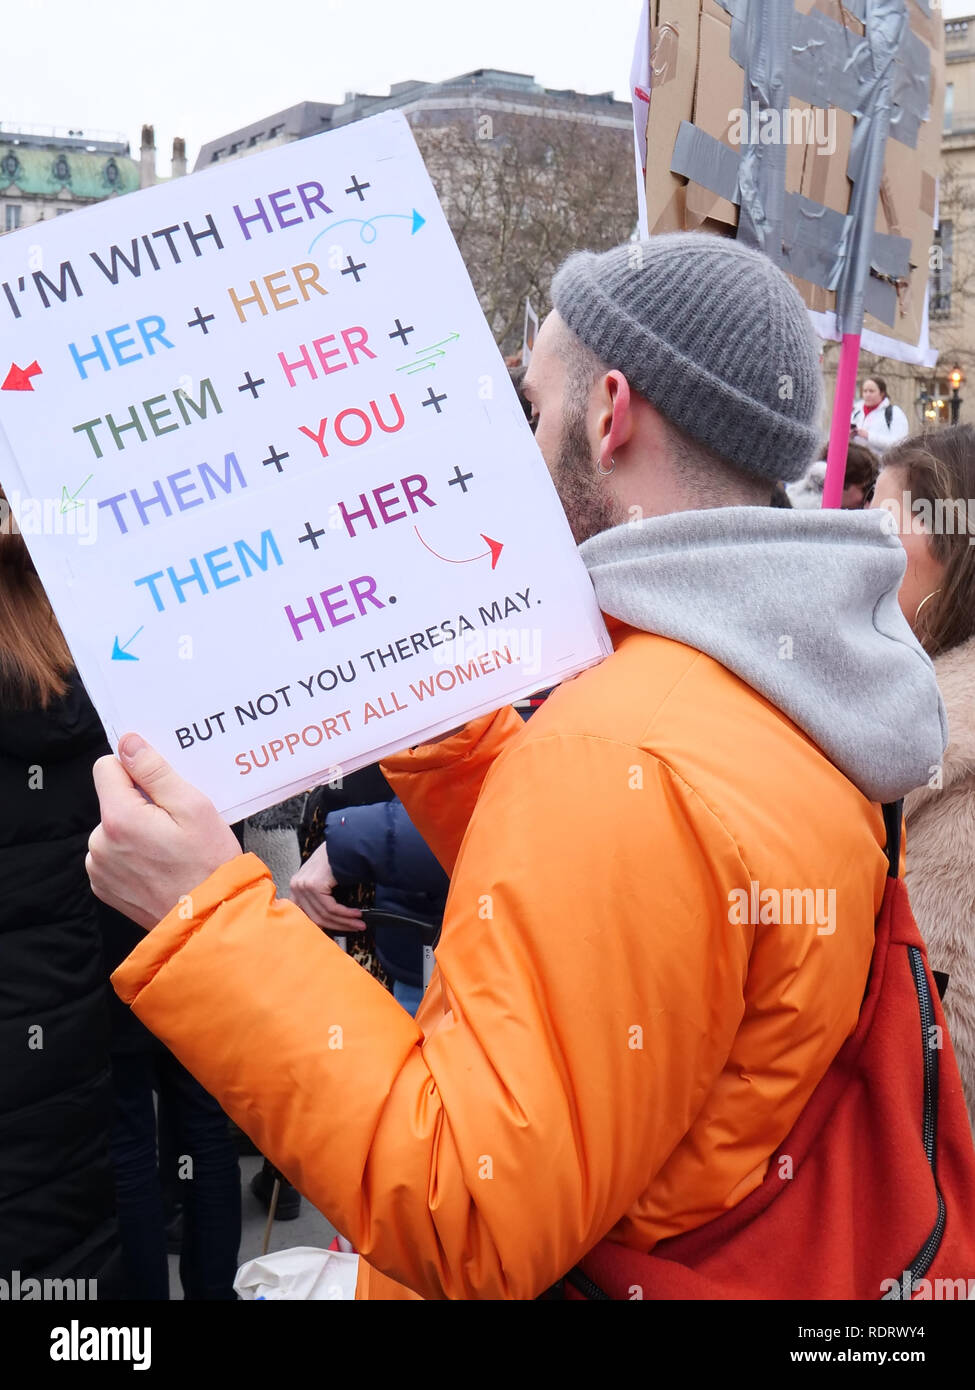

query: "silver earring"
left=596, top=457, right=616, bottom=477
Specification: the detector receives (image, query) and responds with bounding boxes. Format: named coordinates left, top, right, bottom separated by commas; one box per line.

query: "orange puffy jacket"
left=113, top=616, right=895, bottom=1300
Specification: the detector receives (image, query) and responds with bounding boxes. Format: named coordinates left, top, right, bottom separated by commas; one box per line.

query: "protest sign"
left=522, top=298, right=539, bottom=364
left=642, top=0, right=944, bottom=351
left=0, top=111, right=611, bottom=821
left=639, top=0, right=944, bottom=506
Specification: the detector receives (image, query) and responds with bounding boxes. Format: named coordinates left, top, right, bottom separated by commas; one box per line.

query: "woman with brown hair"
left=0, top=514, right=121, bottom=1287
left=871, top=427, right=975, bottom=1133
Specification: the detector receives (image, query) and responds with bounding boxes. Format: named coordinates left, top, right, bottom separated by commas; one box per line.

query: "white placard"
left=0, top=112, right=611, bottom=820
left=522, top=297, right=540, bottom=365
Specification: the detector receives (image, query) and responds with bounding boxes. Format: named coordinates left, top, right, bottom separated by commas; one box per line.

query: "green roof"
left=0, top=145, right=139, bottom=199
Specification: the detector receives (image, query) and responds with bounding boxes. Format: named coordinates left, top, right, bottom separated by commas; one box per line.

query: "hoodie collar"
left=580, top=507, right=948, bottom=804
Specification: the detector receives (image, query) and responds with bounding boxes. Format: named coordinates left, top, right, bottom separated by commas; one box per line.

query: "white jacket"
left=850, top=397, right=910, bottom=453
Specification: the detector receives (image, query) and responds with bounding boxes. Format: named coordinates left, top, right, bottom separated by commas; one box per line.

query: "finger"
left=293, top=883, right=363, bottom=925
left=320, top=904, right=366, bottom=933
left=291, top=883, right=328, bottom=927
left=92, top=754, right=150, bottom=824
left=116, top=733, right=211, bottom=821
left=319, top=898, right=364, bottom=922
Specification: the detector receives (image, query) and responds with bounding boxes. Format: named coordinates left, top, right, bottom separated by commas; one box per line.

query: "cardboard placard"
left=645, top=0, right=945, bottom=347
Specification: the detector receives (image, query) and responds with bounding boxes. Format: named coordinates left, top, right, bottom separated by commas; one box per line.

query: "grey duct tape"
left=864, top=272, right=897, bottom=325
left=863, top=230, right=913, bottom=327
left=890, top=28, right=931, bottom=148
left=790, top=9, right=868, bottom=115
left=670, top=121, right=741, bottom=203
left=737, top=0, right=792, bottom=264
left=789, top=9, right=928, bottom=150
left=781, top=194, right=849, bottom=292
left=871, top=229, right=912, bottom=283
left=836, top=0, right=911, bottom=334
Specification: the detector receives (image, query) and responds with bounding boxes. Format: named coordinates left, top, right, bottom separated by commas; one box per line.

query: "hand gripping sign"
left=0, top=112, right=611, bottom=820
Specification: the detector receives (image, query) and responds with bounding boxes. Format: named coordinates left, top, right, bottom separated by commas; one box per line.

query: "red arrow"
left=2, top=360, right=43, bottom=391
left=482, top=534, right=503, bottom=569
left=414, top=526, right=504, bottom=569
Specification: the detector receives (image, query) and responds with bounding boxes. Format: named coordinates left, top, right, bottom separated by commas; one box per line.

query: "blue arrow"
left=112, top=626, right=144, bottom=662
left=309, top=210, right=426, bottom=253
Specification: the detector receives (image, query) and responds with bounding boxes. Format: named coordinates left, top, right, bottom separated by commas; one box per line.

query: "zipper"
left=882, top=947, right=946, bottom=1298
left=564, top=1266, right=612, bottom=1301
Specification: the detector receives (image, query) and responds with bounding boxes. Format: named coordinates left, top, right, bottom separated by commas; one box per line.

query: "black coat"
left=0, top=673, right=119, bottom=1279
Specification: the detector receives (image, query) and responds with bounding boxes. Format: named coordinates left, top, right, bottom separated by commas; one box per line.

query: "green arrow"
left=60, top=474, right=93, bottom=513
left=395, top=333, right=461, bottom=374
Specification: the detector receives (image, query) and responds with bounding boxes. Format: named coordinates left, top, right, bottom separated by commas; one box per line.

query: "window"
left=56, top=207, right=72, bottom=216
left=945, top=83, right=954, bottom=134
left=4, top=203, right=21, bottom=231
left=930, top=220, right=953, bottom=320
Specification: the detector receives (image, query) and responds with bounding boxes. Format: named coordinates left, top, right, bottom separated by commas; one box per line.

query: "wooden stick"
left=261, top=1178, right=281, bottom=1257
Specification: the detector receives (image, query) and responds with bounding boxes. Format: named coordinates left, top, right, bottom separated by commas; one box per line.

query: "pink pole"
left=822, top=332, right=862, bottom=510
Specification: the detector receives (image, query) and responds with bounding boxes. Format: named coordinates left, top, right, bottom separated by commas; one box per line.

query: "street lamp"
left=915, top=386, right=939, bottom=424
left=949, top=365, right=965, bottom=425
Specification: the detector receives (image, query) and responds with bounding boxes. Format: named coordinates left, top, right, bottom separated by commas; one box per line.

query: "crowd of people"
left=3, top=231, right=975, bottom=1300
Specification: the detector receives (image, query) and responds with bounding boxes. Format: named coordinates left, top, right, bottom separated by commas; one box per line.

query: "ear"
left=596, top=370, right=633, bottom=472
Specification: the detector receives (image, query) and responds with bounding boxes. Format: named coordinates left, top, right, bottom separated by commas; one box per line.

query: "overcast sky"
left=5, top=0, right=642, bottom=170
left=4, top=0, right=968, bottom=171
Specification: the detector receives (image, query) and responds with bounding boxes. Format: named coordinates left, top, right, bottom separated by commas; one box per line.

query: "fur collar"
left=905, top=635, right=975, bottom=819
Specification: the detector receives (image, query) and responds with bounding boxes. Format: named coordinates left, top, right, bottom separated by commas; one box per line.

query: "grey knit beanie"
left=550, top=234, right=824, bottom=484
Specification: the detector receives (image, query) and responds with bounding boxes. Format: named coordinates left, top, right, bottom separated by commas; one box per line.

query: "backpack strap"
left=882, top=801, right=902, bottom=878
left=885, top=403, right=894, bottom=428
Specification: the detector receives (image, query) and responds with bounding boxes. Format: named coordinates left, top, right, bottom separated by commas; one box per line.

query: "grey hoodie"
left=578, top=507, right=948, bottom=805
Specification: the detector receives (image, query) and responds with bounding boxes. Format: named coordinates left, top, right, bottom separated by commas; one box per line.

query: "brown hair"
left=883, top=426, right=975, bottom=658
left=864, top=376, right=888, bottom=399
left=844, top=441, right=881, bottom=497
left=0, top=495, right=73, bottom=708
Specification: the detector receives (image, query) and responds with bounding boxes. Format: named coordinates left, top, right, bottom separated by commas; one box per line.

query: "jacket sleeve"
left=112, top=732, right=751, bottom=1300
left=379, top=704, right=527, bottom=876
left=325, top=800, right=448, bottom=898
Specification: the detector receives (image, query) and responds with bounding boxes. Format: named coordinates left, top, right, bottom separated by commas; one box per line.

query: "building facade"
left=195, top=69, right=631, bottom=170
left=0, top=124, right=185, bottom=235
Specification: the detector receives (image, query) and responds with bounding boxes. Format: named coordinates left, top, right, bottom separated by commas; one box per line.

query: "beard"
left=550, top=408, right=628, bottom=546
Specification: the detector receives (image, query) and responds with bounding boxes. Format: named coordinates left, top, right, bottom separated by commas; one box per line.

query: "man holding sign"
left=90, top=234, right=948, bottom=1300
